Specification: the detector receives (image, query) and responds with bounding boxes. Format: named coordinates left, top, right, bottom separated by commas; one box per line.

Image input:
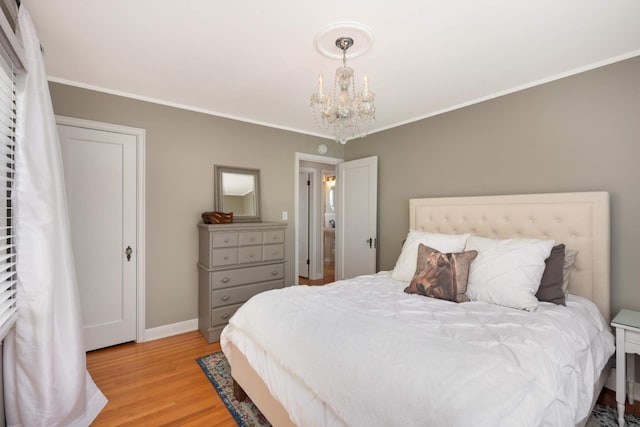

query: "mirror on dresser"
left=214, top=165, right=261, bottom=222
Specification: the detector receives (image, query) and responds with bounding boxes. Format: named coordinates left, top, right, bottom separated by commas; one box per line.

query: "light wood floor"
left=298, top=261, right=335, bottom=286
left=87, top=331, right=236, bottom=426
left=88, top=330, right=636, bottom=425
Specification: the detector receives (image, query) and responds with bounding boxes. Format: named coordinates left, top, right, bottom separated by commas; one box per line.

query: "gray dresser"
left=197, top=221, right=286, bottom=342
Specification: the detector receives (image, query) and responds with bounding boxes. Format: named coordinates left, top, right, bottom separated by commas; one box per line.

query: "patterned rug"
left=587, top=404, right=640, bottom=427
left=197, top=352, right=271, bottom=426
left=197, top=351, right=640, bottom=427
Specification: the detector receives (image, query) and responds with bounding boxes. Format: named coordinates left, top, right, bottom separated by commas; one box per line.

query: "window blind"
left=0, top=47, right=17, bottom=341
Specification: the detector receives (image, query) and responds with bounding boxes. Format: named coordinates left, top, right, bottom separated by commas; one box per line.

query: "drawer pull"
left=273, top=236, right=278, bottom=240
left=220, top=314, right=231, bottom=320
left=272, top=251, right=277, bottom=256
left=223, top=238, right=230, bottom=243
left=223, top=256, right=229, bottom=260
left=271, top=270, right=278, bottom=276
left=221, top=295, right=230, bottom=302
left=250, top=237, right=255, bottom=242
left=221, top=277, right=230, bottom=284
left=249, top=254, right=255, bottom=258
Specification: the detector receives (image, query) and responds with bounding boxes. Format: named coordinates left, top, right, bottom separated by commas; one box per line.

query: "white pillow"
left=390, top=231, right=470, bottom=282
left=465, top=236, right=555, bottom=311
left=562, top=249, right=579, bottom=295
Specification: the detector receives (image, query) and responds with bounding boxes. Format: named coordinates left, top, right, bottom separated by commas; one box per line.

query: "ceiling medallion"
left=314, top=22, right=374, bottom=60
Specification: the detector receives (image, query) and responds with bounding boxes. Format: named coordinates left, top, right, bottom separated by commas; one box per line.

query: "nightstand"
left=611, top=309, right=640, bottom=427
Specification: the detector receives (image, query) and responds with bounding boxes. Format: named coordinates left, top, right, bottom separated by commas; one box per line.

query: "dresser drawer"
left=210, top=263, right=285, bottom=289
left=211, top=232, right=238, bottom=248
left=263, top=244, right=284, bottom=261
left=238, top=246, right=263, bottom=264
left=264, top=229, right=285, bottom=244
left=212, top=248, right=238, bottom=267
left=239, top=231, right=263, bottom=246
left=211, top=303, right=243, bottom=327
left=212, top=280, right=283, bottom=308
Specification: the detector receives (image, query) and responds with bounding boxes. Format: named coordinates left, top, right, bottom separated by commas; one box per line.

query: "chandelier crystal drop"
left=310, top=37, right=376, bottom=145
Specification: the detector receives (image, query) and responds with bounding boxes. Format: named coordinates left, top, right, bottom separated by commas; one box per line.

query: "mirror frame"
left=214, top=165, right=261, bottom=222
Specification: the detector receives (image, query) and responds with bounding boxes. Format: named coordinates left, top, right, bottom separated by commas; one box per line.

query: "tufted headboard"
left=409, top=192, right=610, bottom=321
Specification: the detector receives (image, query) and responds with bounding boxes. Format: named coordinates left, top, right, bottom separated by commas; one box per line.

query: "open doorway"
left=297, top=161, right=336, bottom=285
left=319, top=173, right=336, bottom=284
left=294, top=153, right=378, bottom=284
left=294, top=153, right=342, bottom=285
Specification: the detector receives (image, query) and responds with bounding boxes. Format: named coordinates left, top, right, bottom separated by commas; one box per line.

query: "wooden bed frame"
left=227, top=191, right=611, bottom=427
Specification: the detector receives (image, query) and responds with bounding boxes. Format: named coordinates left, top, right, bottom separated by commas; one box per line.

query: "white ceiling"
left=22, top=0, right=640, bottom=141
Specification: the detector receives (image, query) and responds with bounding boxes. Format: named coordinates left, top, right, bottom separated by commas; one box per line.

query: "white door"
left=58, top=124, right=137, bottom=351
left=298, top=171, right=310, bottom=278
left=336, top=156, right=378, bottom=279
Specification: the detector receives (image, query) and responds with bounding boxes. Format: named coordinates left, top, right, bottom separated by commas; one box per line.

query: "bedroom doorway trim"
left=294, top=152, right=342, bottom=285
left=55, top=115, right=146, bottom=344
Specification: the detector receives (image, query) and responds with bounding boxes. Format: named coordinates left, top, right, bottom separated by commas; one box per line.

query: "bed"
left=220, top=191, right=615, bottom=426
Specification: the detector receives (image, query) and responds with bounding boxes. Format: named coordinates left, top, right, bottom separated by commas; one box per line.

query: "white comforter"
left=221, top=272, right=614, bottom=427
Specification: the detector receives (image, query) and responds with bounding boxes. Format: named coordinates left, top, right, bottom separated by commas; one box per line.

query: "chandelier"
left=310, top=37, right=376, bottom=145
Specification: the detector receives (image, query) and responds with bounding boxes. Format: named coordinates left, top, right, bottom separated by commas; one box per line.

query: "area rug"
left=197, top=351, right=640, bottom=427
left=196, top=352, right=271, bottom=427
left=587, top=404, right=640, bottom=427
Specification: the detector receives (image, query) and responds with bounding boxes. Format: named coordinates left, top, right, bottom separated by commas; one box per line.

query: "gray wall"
left=345, top=55, right=640, bottom=316
left=49, top=54, right=640, bottom=329
left=49, top=82, right=343, bottom=329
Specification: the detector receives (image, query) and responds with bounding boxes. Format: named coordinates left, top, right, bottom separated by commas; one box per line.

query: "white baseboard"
left=604, top=367, right=640, bottom=402
left=143, top=318, right=198, bottom=342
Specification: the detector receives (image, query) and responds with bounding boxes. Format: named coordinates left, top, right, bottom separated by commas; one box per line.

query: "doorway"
left=320, top=173, right=336, bottom=283
left=294, top=153, right=342, bottom=285
left=297, top=161, right=336, bottom=285
left=294, top=153, right=378, bottom=284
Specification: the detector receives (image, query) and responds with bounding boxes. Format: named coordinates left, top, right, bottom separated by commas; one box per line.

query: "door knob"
left=125, top=246, right=133, bottom=261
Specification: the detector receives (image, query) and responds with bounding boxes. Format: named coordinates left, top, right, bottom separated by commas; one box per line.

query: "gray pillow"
left=536, top=244, right=566, bottom=305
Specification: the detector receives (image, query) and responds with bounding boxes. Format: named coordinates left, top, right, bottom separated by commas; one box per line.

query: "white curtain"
left=2, top=7, right=107, bottom=427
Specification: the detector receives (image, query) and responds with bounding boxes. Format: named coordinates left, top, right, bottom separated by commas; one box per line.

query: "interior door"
left=336, top=156, right=378, bottom=279
left=298, top=171, right=310, bottom=278
left=58, top=124, right=137, bottom=351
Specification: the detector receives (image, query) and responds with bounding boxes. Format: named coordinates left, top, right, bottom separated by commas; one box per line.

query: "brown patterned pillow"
left=404, top=244, right=478, bottom=302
